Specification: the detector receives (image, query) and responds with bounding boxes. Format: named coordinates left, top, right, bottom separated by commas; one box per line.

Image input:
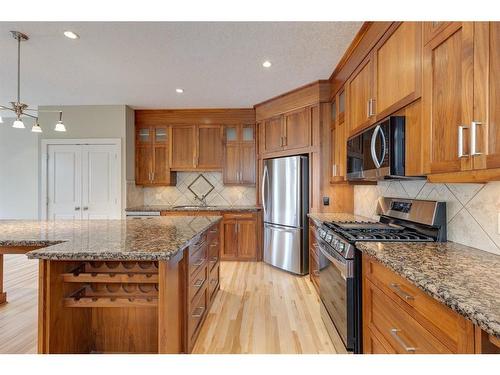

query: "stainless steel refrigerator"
left=262, top=156, right=309, bottom=275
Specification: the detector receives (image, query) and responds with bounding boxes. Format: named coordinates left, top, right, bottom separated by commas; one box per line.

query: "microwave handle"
left=370, top=125, right=386, bottom=169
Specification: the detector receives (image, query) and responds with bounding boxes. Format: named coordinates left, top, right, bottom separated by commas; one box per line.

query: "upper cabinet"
left=170, top=125, right=222, bottom=171
left=422, top=22, right=474, bottom=174
left=135, top=124, right=176, bottom=186
left=260, top=106, right=312, bottom=155
left=282, top=107, right=311, bottom=150
left=330, top=90, right=348, bottom=183
left=197, top=125, right=223, bottom=170
left=346, top=22, right=422, bottom=135
left=223, top=124, right=256, bottom=185
left=346, top=55, right=374, bottom=134
left=375, top=22, right=422, bottom=117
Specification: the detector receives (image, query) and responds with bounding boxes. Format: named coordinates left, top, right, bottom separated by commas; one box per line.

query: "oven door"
left=317, top=239, right=355, bottom=351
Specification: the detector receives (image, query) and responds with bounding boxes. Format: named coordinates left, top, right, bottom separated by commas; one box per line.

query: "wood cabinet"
left=170, top=125, right=223, bottom=171
left=346, top=22, right=422, bottom=136
left=260, top=107, right=312, bottom=155
left=363, top=255, right=475, bottom=354
left=170, top=125, right=196, bottom=170
left=161, top=210, right=261, bottom=262
left=346, top=54, right=374, bottom=134
left=422, top=22, right=474, bottom=175
left=330, top=89, right=347, bottom=183
left=470, top=22, right=500, bottom=171
left=186, top=223, right=220, bottom=352
left=374, top=22, right=422, bottom=118
left=221, top=212, right=259, bottom=261
left=308, top=222, right=320, bottom=293
left=262, top=116, right=283, bottom=153
left=135, top=125, right=176, bottom=186
left=223, top=124, right=256, bottom=185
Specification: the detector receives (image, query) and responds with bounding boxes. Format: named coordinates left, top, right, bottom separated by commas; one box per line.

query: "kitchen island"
left=0, top=216, right=222, bottom=354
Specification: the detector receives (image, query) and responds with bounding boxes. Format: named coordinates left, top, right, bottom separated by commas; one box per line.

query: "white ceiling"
left=0, top=22, right=362, bottom=109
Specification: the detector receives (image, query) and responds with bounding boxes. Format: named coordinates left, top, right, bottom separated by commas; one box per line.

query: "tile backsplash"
left=354, top=180, right=500, bottom=255
left=128, top=172, right=256, bottom=207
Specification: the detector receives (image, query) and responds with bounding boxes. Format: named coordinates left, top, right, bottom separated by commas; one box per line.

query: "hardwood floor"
left=0, top=256, right=340, bottom=354
left=0, top=255, right=38, bottom=354
left=193, top=261, right=342, bottom=354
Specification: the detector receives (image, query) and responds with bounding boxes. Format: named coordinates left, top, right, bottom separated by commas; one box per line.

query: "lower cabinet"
left=362, top=254, right=475, bottom=354
left=308, top=222, right=320, bottom=293
left=185, top=222, right=220, bottom=353
left=221, top=212, right=260, bottom=261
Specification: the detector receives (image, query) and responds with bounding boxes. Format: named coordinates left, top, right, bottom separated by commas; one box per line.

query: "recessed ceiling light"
left=63, top=31, right=79, bottom=40
left=175, top=88, right=184, bottom=94
left=262, top=60, right=272, bottom=68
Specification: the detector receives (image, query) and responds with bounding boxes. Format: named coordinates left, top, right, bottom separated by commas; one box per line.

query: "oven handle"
left=317, top=242, right=349, bottom=280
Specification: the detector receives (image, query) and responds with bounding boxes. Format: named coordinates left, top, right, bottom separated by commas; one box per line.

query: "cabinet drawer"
left=188, top=285, right=208, bottom=343
left=364, top=256, right=474, bottom=352
left=208, top=261, right=220, bottom=302
left=189, top=243, right=208, bottom=276
left=365, top=279, right=452, bottom=354
left=207, top=225, right=219, bottom=243
left=364, top=327, right=396, bottom=354
left=223, top=212, right=255, bottom=220
left=189, top=263, right=208, bottom=302
left=190, top=233, right=207, bottom=252
left=208, top=242, right=219, bottom=271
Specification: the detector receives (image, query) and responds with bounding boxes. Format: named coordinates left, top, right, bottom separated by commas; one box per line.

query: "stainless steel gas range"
left=315, top=197, right=447, bottom=353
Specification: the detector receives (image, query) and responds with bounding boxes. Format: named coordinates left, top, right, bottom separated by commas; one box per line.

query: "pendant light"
left=54, top=111, right=66, bottom=132
left=31, top=120, right=42, bottom=133
left=12, top=117, right=25, bottom=129
left=0, top=31, right=67, bottom=133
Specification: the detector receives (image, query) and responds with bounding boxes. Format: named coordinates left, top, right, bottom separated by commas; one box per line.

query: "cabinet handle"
left=193, top=279, right=204, bottom=288
left=192, top=306, right=205, bottom=318
left=209, top=229, right=218, bottom=234
left=458, top=125, right=469, bottom=158
left=369, top=98, right=376, bottom=116
left=367, top=100, right=371, bottom=118
left=83, top=206, right=89, bottom=211
left=280, top=136, right=283, bottom=147
left=74, top=206, right=81, bottom=211
left=389, top=328, right=416, bottom=352
left=471, top=121, right=483, bottom=156
left=193, top=156, right=196, bottom=168
left=151, top=172, right=155, bottom=181
left=389, top=283, right=414, bottom=301
left=210, top=256, right=218, bottom=262
left=282, top=136, right=287, bottom=146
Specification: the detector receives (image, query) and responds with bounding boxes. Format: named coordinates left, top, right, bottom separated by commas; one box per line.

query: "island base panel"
left=38, top=257, right=184, bottom=354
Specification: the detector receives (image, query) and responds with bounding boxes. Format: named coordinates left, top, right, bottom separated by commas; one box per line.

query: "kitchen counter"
left=0, top=216, right=221, bottom=261
left=126, top=205, right=261, bottom=212
left=357, top=241, right=500, bottom=338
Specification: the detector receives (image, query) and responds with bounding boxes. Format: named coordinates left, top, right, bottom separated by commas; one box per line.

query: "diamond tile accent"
left=142, top=172, right=256, bottom=209
left=354, top=180, right=500, bottom=255
left=188, top=174, right=215, bottom=201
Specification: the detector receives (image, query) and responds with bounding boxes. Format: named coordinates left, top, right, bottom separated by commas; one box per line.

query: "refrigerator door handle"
left=262, top=164, right=269, bottom=217
left=265, top=223, right=301, bottom=232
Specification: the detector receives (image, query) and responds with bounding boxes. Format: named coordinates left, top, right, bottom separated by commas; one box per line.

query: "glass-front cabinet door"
left=242, top=124, right=255, bottom=143
left=137, top=126, right=152, bottom=144
left=154, top=126, right=168, bottom=144
left=225, top=125, right=239, bottom=143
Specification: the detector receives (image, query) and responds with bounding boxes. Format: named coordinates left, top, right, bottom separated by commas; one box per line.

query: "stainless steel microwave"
left=346, top=116, right=405, bottom=181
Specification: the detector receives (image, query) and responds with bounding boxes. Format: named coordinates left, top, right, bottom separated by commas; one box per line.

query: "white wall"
left=38, top=105, right=131, bottom=216
left=0, top=118, right=40, bottom=219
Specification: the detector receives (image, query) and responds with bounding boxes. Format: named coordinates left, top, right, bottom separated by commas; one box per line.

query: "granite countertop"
left=357, top=241, right=500, bottom=338
left=0, top=216, right=221, bottom=261
left=308, top=212, right=373, bottom=225
left=126, top=205, right=261, bottom=212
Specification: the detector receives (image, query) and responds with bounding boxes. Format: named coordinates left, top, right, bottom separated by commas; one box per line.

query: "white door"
left=81, top=144, right=120, bottom=219
left=47, top=143, right=120, bottom=220
left=47, top=145, right=82, bottom=220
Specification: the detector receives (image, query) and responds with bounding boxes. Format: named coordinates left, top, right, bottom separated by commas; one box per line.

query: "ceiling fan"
left=0, top=31, right=67, bottom=133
